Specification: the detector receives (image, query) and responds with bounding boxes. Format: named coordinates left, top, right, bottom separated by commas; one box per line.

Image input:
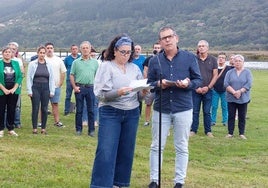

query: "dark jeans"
left=228, top=102, right=248, bottom=135
left=0, top=93, right=18, bottom=131
left=90, top=106, right=140, bottom=188
left=64, top=80, right=73, bottom=113
left=74, top=86, right=95, bottom=133
left=191, top=90, right=213, bottom=134
left=14, top=94, right=21, bottom=126
left=82, top=96, right=99, bottom=122
left=31, top=82, right=50, bottom=129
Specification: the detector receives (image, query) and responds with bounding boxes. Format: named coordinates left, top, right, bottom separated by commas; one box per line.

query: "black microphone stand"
left=158, top=73, right=162, bottom=188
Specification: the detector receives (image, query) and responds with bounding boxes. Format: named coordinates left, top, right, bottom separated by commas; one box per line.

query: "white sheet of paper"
left=129, top=79, right=153, bottom=92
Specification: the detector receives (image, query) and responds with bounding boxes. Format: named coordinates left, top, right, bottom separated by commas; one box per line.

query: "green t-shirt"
left=70, top=57, right=99, bottom=84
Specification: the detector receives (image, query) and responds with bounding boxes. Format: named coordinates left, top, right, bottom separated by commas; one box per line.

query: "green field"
left=0, top=69, right=267, bottom=188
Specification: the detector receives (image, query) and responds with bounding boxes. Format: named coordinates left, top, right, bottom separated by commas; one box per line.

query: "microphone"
left=155, top=52, right=162, bottom=188
left=156, top=53, right=162, bottom=76
left=153, top=50, right=158, bottom=55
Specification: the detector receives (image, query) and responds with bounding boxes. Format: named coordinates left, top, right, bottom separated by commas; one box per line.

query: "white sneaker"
left=190, top=131, right=196, bottom=137
left=206, top=132, right=214, bottom=138
left=144, top=121, right=150, bottom=126
left=82, top=121, right=88, bottom=126
left=0, top=130, right=4, bottom=138
left=225, top=134, right=234, bottom=138
left=239, top=135, right=247, bottom=140
left=8, top=130, right=18, bottom=136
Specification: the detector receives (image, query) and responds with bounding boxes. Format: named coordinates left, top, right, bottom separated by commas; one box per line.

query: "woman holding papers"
left=90, top=34, right=147, bottom=188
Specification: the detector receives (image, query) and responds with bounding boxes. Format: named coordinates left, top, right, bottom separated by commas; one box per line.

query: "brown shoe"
left=33, top=129, right=38, bottom=134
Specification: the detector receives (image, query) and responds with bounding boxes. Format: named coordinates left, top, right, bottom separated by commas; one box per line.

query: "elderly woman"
left=90, top=34, right=146, bottom=188
left=0, top=46, right=23, bottom=137
left=27, top=46, right=55, bottom=135
left=224, top=54, right=253, bottom=139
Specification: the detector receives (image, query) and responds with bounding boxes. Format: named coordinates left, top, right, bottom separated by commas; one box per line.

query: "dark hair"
left=97, top=49, right=107, bottom=61
left=91, top=46, right=97, bottom=53
left=153, top=42, right=160, bottom=47
left=37, top=46, right=46, bottom=53
left=218, top=52, right=226, bottom=56
left=45, top=42, right=54, bottom=47
left=105, top=34, right=134, bottom=62
left=71, top=44, right=78, bottom=48
left=158, top=26, right=177, bottom=39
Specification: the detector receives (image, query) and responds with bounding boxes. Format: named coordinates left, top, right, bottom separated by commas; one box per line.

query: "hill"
left=0, top=0, right=267, bottom=50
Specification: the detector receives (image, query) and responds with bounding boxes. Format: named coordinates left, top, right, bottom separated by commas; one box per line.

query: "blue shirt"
left=64, top=54, right=80, bottom=80
left=224, top=68, right=252, bottom=104
left=133, top=55, right=146, bottom=73
left=147, top=49, right=202, bottom=114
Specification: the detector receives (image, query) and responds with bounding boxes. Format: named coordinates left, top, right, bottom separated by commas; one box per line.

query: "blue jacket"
left=147, top=49, right=202, bottom=113
left=26, top=60, right=55, bottom=96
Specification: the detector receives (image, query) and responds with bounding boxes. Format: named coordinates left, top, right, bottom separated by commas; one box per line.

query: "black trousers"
left=0, top=93, right=18, bottom=131
left=227, top=102, right=248, bottom=135
left=31, top=82, right=50, bottom=129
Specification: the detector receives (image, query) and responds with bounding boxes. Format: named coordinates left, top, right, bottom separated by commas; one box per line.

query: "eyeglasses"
left=159, top=34, right=176, bottom=41
left=118, top=50, right=132, bottom=56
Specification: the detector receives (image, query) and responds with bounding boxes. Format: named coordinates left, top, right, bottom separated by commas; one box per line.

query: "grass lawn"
left=0, top=69, right=267, bottom=188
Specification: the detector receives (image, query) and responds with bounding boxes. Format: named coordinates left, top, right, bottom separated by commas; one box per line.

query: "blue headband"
left=115, top=36, right=132, bottom=48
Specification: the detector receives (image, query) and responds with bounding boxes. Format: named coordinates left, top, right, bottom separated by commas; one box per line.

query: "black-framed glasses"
left=159, top=34, right=176, bottom=41
left=118, top=50, right=132, bottom=56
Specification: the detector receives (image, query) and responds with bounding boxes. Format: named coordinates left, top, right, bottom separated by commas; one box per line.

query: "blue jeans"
left=191, top=90, right=213, bottom=134
left=64, top=80, right=73, bottom=113
left=211, top=90, right=228, bottom=124
left=82, top=99, right=88, bottom=122
left=150, top=110, right=192, bottom=185
left=90, top=106, right=140, bottom=188
left=74, top=86, right=95, bottom=133
left=94, top=97, right=99, bottom=122
left=83, top=96, right=99, bottom=123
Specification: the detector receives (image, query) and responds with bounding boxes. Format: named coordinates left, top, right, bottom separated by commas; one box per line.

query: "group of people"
left=0, top=25, right=253, bottom=188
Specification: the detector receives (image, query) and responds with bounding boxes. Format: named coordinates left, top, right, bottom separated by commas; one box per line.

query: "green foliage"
left=0, top=0, right=267, bottom=50
left=0, top=69, right=268, bottom=187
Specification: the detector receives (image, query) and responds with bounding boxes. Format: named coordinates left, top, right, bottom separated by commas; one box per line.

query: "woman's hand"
left=118, top=87, right=133, bottom=96
left=3, top=88, right=10, bottom=95
left=9, top=88, right=17, bottom=94
left=233, top=90, right=242, bottom=99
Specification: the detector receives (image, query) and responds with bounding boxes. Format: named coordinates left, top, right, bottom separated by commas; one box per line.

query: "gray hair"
left=80, top=41, right=91, bottom=49
left=8, top=42, right=19, bottom=48
left=233, top=54, right=244, bottom=62
left=2, top=46, right=11, bottom=53
left=197, top=40, right=209, bottom=47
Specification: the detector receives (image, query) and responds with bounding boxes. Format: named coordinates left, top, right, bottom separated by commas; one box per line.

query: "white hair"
left=234, top=54, right=244, bottom=62
left=8, top=42, right=19, bottom=48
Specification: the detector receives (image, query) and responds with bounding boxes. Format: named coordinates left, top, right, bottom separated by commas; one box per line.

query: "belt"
left=75, top=83, right=93, bottom=88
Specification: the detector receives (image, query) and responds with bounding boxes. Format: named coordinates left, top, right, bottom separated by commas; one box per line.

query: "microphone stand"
left=158, top=73, right=162, bottom=188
